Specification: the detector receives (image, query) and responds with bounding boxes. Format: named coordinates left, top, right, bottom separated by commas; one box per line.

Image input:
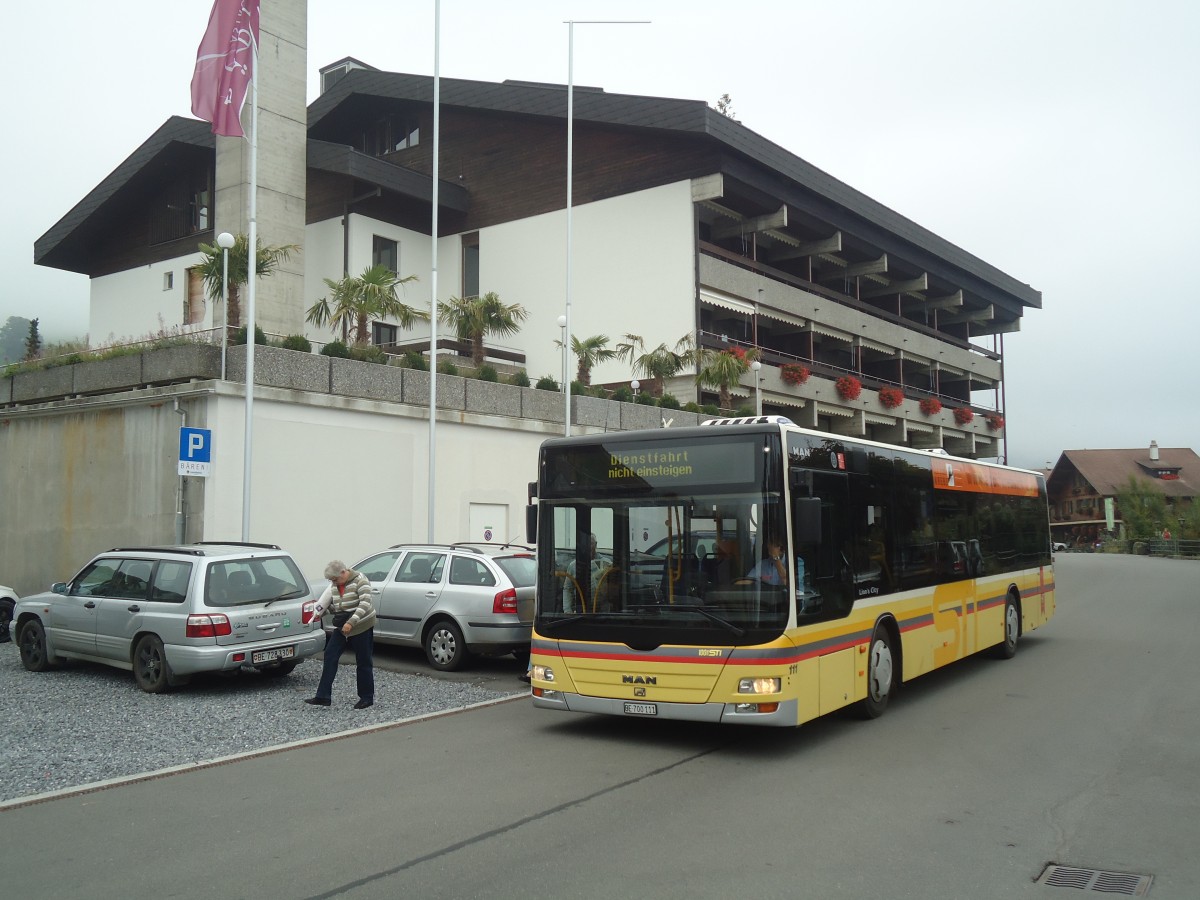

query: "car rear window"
left=493, top=555, right=536, bottom=587
left=205, top=556, right=309, bottom=607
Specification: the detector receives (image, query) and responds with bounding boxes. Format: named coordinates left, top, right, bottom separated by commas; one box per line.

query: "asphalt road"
left=3, top=553, right=1198, bottom=900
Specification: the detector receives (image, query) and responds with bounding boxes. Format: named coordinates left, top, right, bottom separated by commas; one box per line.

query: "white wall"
left=200, top=387, right=550, bottom=580
left=90, top=253, right=207, bottom=345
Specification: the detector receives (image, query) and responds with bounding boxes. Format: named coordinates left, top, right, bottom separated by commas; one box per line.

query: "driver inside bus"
left=745, top=539, right=788, bottom=587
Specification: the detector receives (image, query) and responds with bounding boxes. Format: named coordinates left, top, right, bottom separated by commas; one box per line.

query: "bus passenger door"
left=795, top=473, right=854, bottom=620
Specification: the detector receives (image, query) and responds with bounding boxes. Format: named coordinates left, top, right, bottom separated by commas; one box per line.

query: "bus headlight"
left=738, top=676, right=780, bottom=694
left=532, top=664, right=555, bottom=683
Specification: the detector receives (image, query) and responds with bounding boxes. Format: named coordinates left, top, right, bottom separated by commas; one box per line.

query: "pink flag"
left=190, top=0, right=260, bottom=138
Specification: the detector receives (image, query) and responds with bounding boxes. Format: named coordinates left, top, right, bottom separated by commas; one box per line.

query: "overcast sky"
left=3, top=0, right=1197, bottom=470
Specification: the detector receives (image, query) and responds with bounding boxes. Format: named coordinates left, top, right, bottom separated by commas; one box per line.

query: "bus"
left=526, top=416, right=1054, bottom=727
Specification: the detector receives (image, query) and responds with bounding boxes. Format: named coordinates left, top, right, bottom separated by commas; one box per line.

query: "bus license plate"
left=624, top=702, right=657, bottom=716
left=252, top=645, right=295, bottom=664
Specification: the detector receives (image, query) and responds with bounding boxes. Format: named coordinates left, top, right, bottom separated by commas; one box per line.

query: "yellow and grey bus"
left=527, top=416, right=1054, bottom=727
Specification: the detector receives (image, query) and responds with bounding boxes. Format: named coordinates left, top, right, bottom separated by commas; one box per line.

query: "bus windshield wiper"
left=539, top=614, right=587, bottom=632
left=627, top=604, right=746, bottom=638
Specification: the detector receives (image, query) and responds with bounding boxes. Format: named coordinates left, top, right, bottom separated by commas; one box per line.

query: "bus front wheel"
left=857, top=626, right=895, bottom=719
left=992, top=594, right=1020, bottom=659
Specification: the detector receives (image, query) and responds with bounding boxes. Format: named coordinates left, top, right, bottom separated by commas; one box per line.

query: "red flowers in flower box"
left=780, top=363, right=810, bottom=386
left=878, top=386, right=904, bottom=409
left=985, top=413, right=1005, bottom=430
left=953, top=407, right=975, bottom=425
left=919, top=397, right=942, bottom=416
left=835, top=375, right=862, bottom=401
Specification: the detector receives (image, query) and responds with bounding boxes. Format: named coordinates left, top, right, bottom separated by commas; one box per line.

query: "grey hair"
left=324, top=560, right=348, bottom=580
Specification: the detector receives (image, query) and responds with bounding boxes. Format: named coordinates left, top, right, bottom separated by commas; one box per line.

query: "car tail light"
left=186, top=614, right=232, bottom=638
left=302, top=600, right=316, bottom=624
left=493, top=588, right=518, bottom=614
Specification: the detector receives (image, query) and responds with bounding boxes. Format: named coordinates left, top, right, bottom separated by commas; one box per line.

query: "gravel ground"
left=0, top=642, right=517, bottom=805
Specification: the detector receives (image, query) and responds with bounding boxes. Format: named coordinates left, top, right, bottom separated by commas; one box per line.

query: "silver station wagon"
left=350, top=542, right=536, bottom=671
left=11, top=542, right=325, bottom=692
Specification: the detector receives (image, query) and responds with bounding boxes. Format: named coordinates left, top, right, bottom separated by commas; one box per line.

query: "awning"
left=809, top=323, right=853, bottom=342
left=864, top=412, right=896, bottom=426
left=700, top=289, right=755, bottom=315
left=905, top=421, right=934, bottom=434
left=759, top=308, right=807, bottom=328
left=815, top=402, right=856, bottom=419
left=856, top=337, right=894, bottom=354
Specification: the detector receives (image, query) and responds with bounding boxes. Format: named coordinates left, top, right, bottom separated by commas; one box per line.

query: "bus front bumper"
left=531, top=688, right=798, bottom=727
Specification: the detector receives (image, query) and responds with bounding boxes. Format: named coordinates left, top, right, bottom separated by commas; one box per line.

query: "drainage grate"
left=1037, top=864, right=1153, bottom=896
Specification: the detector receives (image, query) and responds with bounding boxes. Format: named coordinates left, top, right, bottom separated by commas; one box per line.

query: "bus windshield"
left=536, top=431, right=790, bottom=645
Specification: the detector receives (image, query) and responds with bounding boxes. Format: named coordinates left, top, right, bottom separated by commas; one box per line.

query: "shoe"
left=353, top=699, right=374, bottom=710
left=518, top=673, right=531, bottom=683
left=304, top=697, right=331, bottom=706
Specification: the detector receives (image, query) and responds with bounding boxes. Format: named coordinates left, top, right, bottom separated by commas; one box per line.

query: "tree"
left=23, top=318, right=42, bottom=361
left=695, top=344, right=759, bottom=412
left=716, top=93, right=738, bottom=121
left=555, top=334, right=619, bottom=386
left=0, top=316, right=30, bottom=365
left=196, top=234, right=299, bottom=327
left=306, top=265, right=424, bottom=345
left=1115, top=475, right=1170, bottom=540
left=438, top=292, right=528, bottom=367
left=616, top=332, right=694, bottom=398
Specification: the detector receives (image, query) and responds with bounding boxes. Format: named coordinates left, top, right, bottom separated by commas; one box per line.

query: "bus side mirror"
left=525, top=505, right=538, bottom=544
left=793, top=497, right=821, bottom=544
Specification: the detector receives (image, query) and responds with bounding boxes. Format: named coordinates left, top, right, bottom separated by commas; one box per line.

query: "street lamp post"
left=631, top=379, right=640, bottom=398
left=216, top=231, right=235, bottom=381
left=557, top=314, right=568, bottom=434
left=751, top=360, right=762, bottom=416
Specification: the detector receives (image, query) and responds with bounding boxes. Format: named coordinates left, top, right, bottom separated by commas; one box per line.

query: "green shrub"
left=634, top=391, right=656, bottom=405
left=658, top=393, right=681, bottom=409
left=476, top=364, right=499, bottom=382
left=702, top=403, right=720, bottom=416
left=400, top=350, right=428, bottom=370
left=570, top=380, right=589, bottom=396
left=231, top=325, right=267, bottom=346
left=535, top=375, right=559, bottom=392
left=280, top=334, right=312, bottom=353
left=320, top=340, right=351, bottom=358
left=610, top=386, right=633, bottom=403
left=509, top=370, right=531, bottom=387
left=438, top=359, right=459, bottom=376
left=350, top=345, right=387, bottom=364
left=735, top=402, right=754, bottom=417
left=682, top=401, right=701, bottom=412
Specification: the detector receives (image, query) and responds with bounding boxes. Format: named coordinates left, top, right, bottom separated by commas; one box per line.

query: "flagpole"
left=241, top=39, right=259, bottom=542
left=427, top=0, right=440, bottom=542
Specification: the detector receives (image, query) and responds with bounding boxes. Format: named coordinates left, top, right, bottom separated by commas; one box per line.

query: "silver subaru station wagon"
left=11, top=542, right=325, bottom=692
left=350, top=542, right=536, bottom=671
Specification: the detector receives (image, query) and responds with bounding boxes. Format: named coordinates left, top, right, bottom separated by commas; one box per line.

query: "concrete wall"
left=0, top=345, right=700, bottom=595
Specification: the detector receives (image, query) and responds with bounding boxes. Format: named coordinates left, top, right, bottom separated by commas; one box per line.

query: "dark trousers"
left=315, top=628, right=375, bottom=702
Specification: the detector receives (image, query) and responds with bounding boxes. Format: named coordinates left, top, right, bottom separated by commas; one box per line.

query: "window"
left=372, top=322, right=397, bottom=348
left=357, top=552, right=401, bottom=582
left=450, top=556, right=496, bottom=587
left=149, top=561, right=192, bottom=603
left=462, top=232, right=479, bottom=297
left=397, top=553, right=446, bottom=584
left=163, top=272, right=174, bottom=291
left=373, top=235, right=398, bottom=274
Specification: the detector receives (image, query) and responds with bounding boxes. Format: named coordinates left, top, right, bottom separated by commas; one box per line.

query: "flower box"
left=878, top=386, right=904, bottom=409
left=835, top=375, right=862, bottom=401
left=780, top=363, right=810, bottom=386
left=985, top=413, right=1005, bottom=431
left=953, top=407, right=975, bottom=426
left=919, top=397, right=942, bottom=416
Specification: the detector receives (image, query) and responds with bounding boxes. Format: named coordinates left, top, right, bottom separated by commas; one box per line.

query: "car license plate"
left=252, top=645, right=295, bottom=664
left=623, top=702, right=657, bottom=716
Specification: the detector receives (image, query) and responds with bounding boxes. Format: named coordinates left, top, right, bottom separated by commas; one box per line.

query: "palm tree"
left=305, top=265, right=424, bottom=345
left=438, top=292, right=528, bottom=366
left=615, top=332, right=694, bottom=397
left=695, top=344, right=760, bottom=411
left=555, top=334, right=619, bottom=386
left=196, top=234, right=299, bottom=328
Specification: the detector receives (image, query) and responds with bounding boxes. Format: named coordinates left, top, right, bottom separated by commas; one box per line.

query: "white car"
left=0, top=584, right=17, bottom=643
left=1051, top=541, right=1068, bottom=552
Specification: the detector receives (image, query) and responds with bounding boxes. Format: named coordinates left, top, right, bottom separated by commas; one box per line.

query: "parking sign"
left=178, top=427, right=212, bottom=477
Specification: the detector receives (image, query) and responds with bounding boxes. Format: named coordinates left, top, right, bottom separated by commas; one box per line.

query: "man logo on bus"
left=622, top=675, right=657, bottom=685
left=946, top=463, right=955, bottom=486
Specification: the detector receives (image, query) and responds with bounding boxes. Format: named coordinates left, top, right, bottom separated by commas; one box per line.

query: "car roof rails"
left=107, top=546, right=207, bottom=556
left=449, top=541, right=535, bottom=553
left=193, top=541, right=283, bottom=550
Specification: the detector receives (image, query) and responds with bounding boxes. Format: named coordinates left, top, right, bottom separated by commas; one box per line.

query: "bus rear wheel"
left=857, top=626, right=895, bottom=719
